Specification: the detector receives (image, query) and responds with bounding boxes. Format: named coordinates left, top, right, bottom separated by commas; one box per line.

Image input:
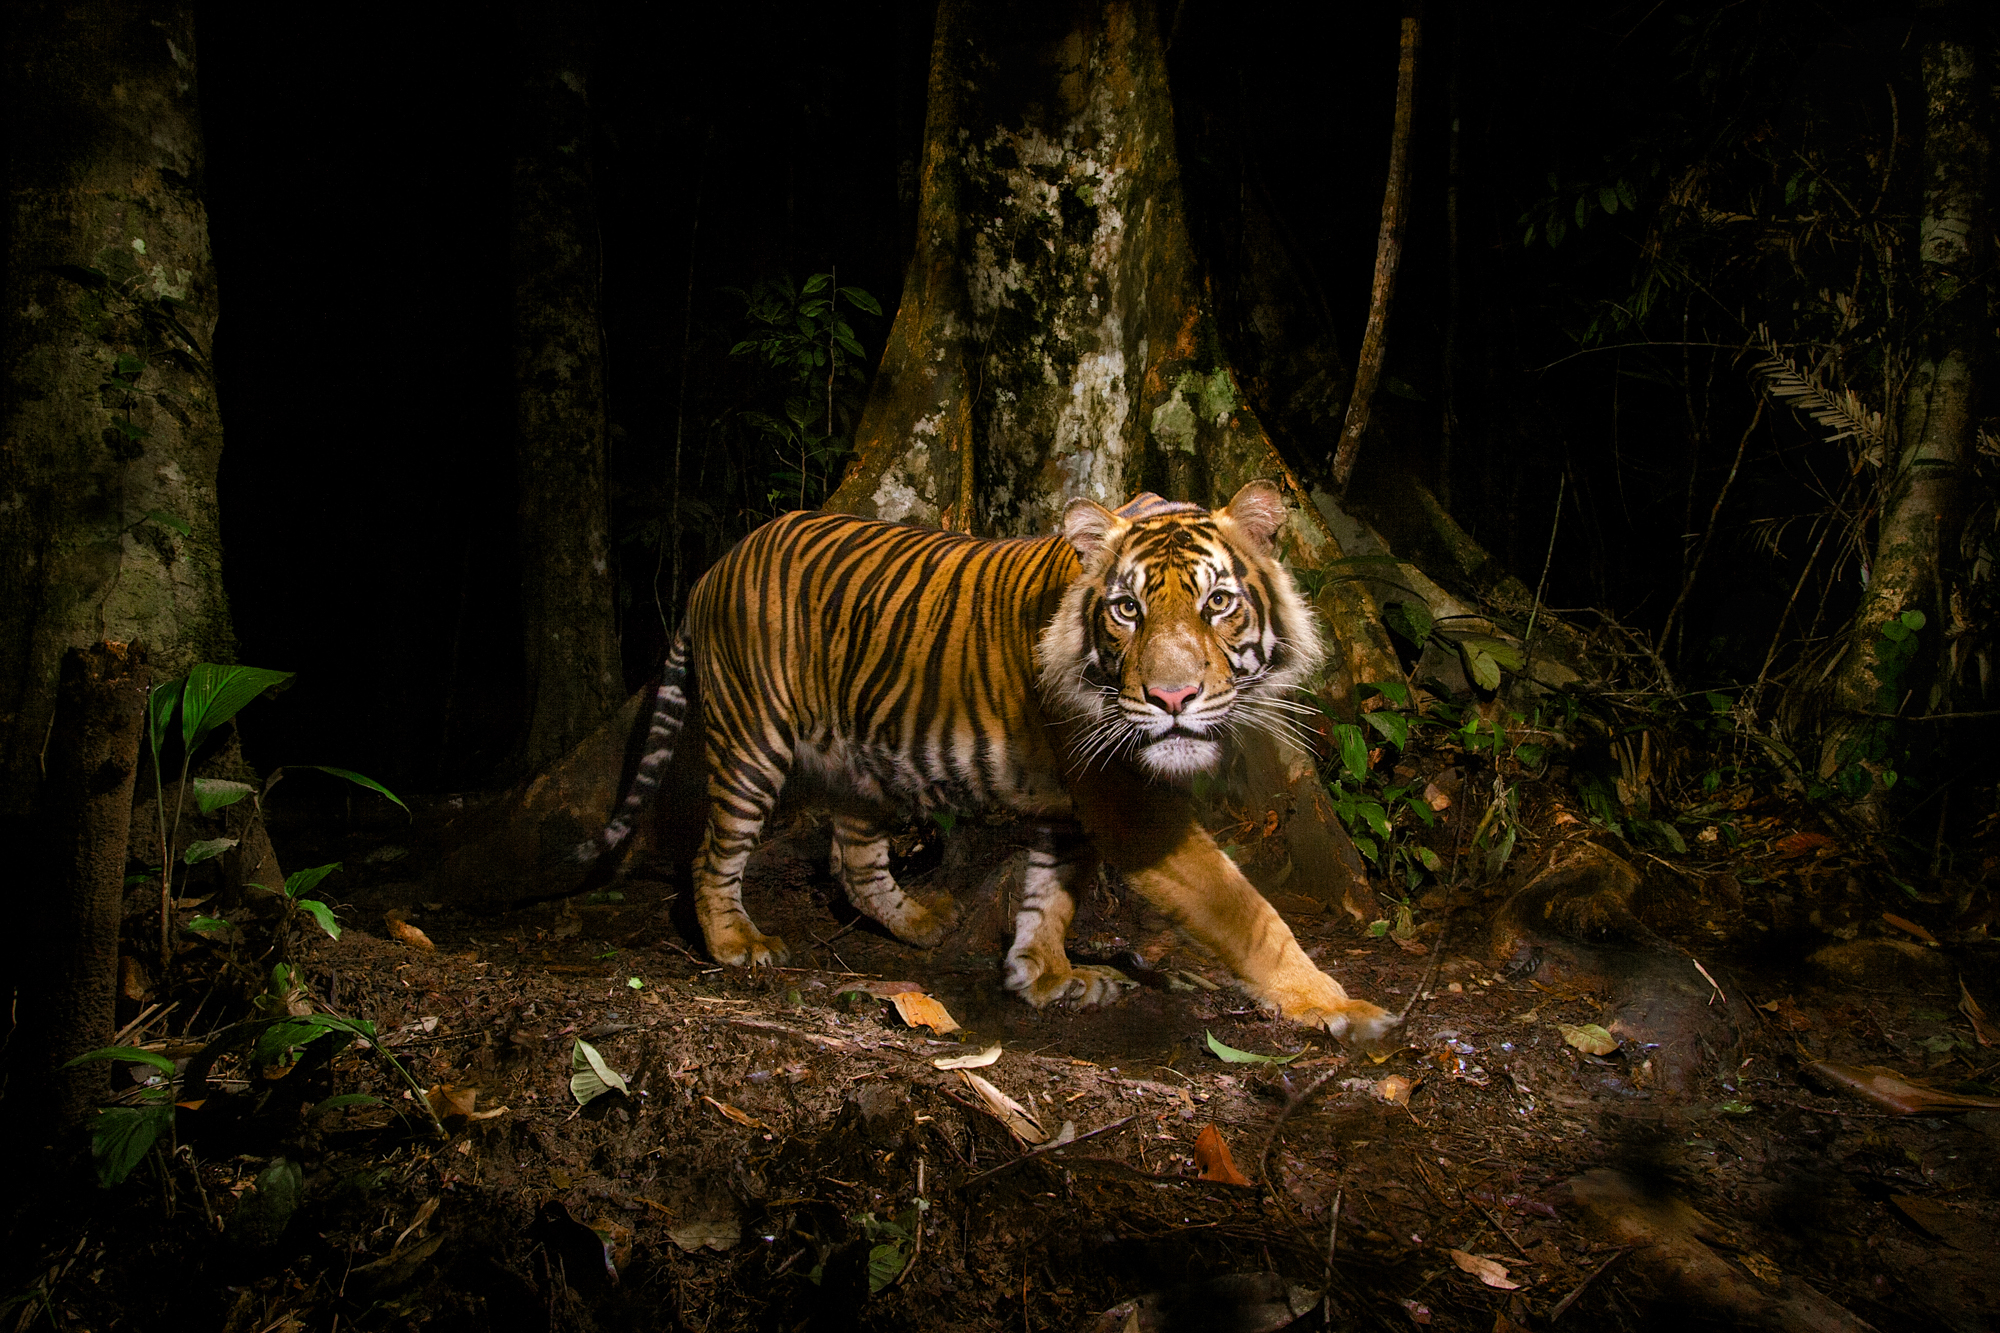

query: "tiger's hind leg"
left=829, top=813, right=960, bottom=947
left=1003, top=825, right=1136, bottom=1009
left=691, top=730, right=792, bottom=968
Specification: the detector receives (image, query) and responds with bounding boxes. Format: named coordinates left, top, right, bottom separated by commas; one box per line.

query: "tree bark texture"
left=0, top=1, right=236, bottom=827
left=826, top=0, right=1398, bottom=700
left=1329, top=9, right=1421, bottom=495
left=511, top=0, right=621, bottom=775
left=23, top=642, right=148, bottom=1134
left=1823, top=0, right=1986, bottom=786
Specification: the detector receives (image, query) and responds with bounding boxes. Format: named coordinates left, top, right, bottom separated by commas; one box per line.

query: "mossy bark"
left=0, top=0, right=236, bottom=827
left=826, top=0, right=1397, bottom=700
left=510, top=0, right=621, bottom=776
left=1821, top=1, right=1986, bottom=806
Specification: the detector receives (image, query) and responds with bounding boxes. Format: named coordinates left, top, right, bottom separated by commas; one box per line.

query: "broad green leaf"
left=182, top=836, right=237, bottom=865
left=1206, top=1031, right=1303, bottom=1066
left=64, top=1045, right=176, bottom=1074
left=1361, top=679, right=1411, bottom=707
left=1599, top=184, right=1619, bottom=215
left=192, top=778, right=255, bottom=815
left=180, top=664, right=294, bottom=749
left=802, top=272, right=830, bottom=293
left=1454, top=635, right=1525, bottom=670
left=1416, top=846, right=1442, bottom=872
left=1900, top=609, right=1926, bottom=630
left=1879, top=621, right=1910, bottom=643
left=115, top=353, right=146, bottom=377
left=1364, top=710, right=1409, bottom=750
left=1382, top=601, right=1432, bottom=649
left=1357, top=800, right=1392, bottom=841
left=254, top=1020, right=343, bottom=1066
left=284, top=862, right=343, bottom=899
left=626, top=976, right=644, bottom=990
left=297, top=899, right=341, bottom=940
left=1705, top=691, right=1732, bottom=713
left=1515, top=742, right=1546, bottom=768
left=91, top=1102, right=175, bottom=1188
left=570, top=1037, right=629, bottom=1105
left=867, top=1242, right=907, bottom=1293
left=1463, top=647, right=1502, bottom=692
left=1332, top=723, right=1368, bottom=781
left=143, top=510, right=191, bottom=536
left=147, top=677, right=185, bottom=763
left=839, top=287, right=883, bottom=315
left=1616, top=178, right=1638, bottom=209
left=297, top=766, right=408, bottom=815
left=188, top=915, right=232, bottom=934
left=1368, top=919, right=1391, bottom=937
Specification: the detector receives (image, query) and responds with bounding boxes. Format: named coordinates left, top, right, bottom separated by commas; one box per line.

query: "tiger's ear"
left=1221, top=479, right=1287, bottom=553
left=1060, top=497, right=1122, bottom=562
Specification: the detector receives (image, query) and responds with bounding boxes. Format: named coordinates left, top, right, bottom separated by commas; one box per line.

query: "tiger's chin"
left=1135, top=734, right=1223, bottom=778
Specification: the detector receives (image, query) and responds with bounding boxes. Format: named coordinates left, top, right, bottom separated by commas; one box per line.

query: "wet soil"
left=9, top=797, right=2000, bottom=1333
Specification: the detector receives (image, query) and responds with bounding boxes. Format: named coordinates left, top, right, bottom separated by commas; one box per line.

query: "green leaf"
left=1899, top=609, right=1926, bottom=630
left=254, top=1020, right=344, bottom=1065
left=1416, top=846, right=1442, bottom=872
left=308, top=1093, right=383, bottom=1117
left=180, top=664, right=294, bottom=749
left=839, top=287, right=882, bottom=315
left=1362, top=679, right=1411, bottom=707
left=1367, top=919, right=1390, bottom=937
left=284, top=862, right=342, bottom=899
left=182, top=836, right=237, bottom=865
left=91, top=1103, right=175, bottom=1188
left=1364, top=710, right=1409, bottom=750
left=1205, top=1031, right=1303, bottom=1065
left=1382, top=601, right=1432, bottom=649
left=1879, top=621, right=1910, bottom=643
left=627, top=976, right=644, bottom=990
left=297, top=899, right=341, bottom=940
left=802, top=273, right=831, bottom=293
left=1463, top=647, right=1502, bottom=692
left=115, top=353, right=146, bottom=377
left=1575, top=194, right=1590, bottom=228
left=64, top=1045, right=177, bottom=1075
left=142, top=510, right=191, bottom=536
left=188, top=915, right=232, bottom=934
left=147, top=677, right=185, bottom=765
left=867, top=1242, right=907, bottom=1293
left=570, top=1037, right=629, bottom=1106
left=296, top=766, right=409, bottom=815
left=1330, top=722, right=1368, bottom=780
left=1454, top=634, right=1525, bottom=670
left=1599, top=185, right=1619, bottom=215
left=1616, top=179, right=1638, bottom=209
left=192, top=777, right=256, bottom=815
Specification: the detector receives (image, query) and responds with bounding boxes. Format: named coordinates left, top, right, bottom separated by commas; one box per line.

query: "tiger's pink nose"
left=1147, top=684, right=1199, bottom=715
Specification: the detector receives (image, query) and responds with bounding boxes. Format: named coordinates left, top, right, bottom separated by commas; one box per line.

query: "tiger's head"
left=1036, top=480, right=1325, bottom=779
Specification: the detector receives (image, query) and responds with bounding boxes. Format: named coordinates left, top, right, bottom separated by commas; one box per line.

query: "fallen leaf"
left=932, top=1044, right=1003, bottom=1070
left=1738, top=1252, right=1782, bottom=1286
left=958, top=1070, right=1047, bottom=1145
left=1960, top=978, right=1997, bottom=1047
left=1206, top=1031, right=1304, bottom=1065
left=1757, top=996, right=1813, bottom=1031
left=425, top=1084, right=480, bottom=1120
left=1375, top=1075, right=1417, bottom=1106
left=1192, top=1125, right=1252, bottom=1186
left=1775, top=831, right=1833, bottom=857
left=1399, top=1297, right=1432, bottom=1325
left=887, top=990, right=961, bottom=1033
left=702, top=1095, right=769, bottom=1130
left=1448, top=1249, right=1521, bottom=1290
left=1882, top=913, right=1938, bottom=945
left=1805, top=1060, right=2000, bottom=1114
left=568, top=1037, right=628, bottom=1106
left=668, top=1216, right=740, bottom=1253
left=1558, top=1022, right=1618, bottom=1056
left=386, top=914, right=435, bottom=952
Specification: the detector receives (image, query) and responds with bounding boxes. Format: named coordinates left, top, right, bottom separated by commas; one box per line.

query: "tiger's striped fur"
left=582, top=481, right=1396, bottom=1041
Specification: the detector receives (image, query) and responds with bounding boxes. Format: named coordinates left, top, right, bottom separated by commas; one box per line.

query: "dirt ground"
left=10, top=777, right=2000, bottom=1333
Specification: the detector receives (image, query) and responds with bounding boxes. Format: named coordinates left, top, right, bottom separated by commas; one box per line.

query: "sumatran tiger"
left=581, top=481, right=1396, bottom=1041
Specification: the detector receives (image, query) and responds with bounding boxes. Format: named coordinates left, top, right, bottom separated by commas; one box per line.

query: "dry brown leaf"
left=932, top=1044, right=1003, bottom=1070
left=1805, top=1061, right=2000, bottom=1114
left=1959, top=978, right=1997, bottom=1047
left=1775, top=831, right=1833, bottom=857
left=1558, top=1022, right=1619, bottom=1056
left=1447, top=1249, right=1521, bottom=1290
left=888, top=991, right=961, bottom=1034
left=1882, top=913, right=1938, bottom=945
left=702, top=1095, right=769, bottom=1130
left=387, top=914, right=435, bottom=952
left=425, top=1085, right=480, bottom=1120
left=1192, top=1125, right=1252, bottom=1186
left=1757, top=996, right=1814, bottom=1032
left=1375, top=1074, right=1417, bottom=1106
left=958, top=1070, right=1047, bottom=1145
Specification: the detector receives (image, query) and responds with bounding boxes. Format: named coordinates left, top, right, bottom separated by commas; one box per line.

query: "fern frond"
left=1751, top=326, right=1887, bottom=459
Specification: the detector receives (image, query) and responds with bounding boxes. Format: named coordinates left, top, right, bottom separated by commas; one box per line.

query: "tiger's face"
left=1037, top=480, right=1324, bottom=779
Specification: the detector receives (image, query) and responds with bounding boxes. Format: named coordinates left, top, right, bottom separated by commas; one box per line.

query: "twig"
left=962, top=1116, right=1137, bottom=1187
left=1462, top=1191, right=1533, bottom=1260
left=1692, top=958, right=1727, bottom=1006
left=1548, top=1245, right=1640, bottom=1323
left=112, top=1001, right=175, bottom=1046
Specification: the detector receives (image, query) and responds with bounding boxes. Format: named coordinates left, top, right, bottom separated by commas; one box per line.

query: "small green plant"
left=141, top=663, right=404, bottom=966
left=728, top=272, right=881, bottom=512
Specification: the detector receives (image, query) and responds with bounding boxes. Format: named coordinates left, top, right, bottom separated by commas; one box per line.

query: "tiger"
left=581, top=480, right=1396, bottom=1041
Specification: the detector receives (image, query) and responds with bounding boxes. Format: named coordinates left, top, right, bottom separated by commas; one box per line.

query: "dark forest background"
left=199, top=1, right=1976, bottom=795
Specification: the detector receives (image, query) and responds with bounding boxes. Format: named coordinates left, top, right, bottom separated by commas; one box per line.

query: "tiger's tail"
left=574, top=621, right=693, bottom=866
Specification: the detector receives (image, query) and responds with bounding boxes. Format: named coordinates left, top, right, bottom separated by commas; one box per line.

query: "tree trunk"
left=510, top=0, right=621, bottom=776
left=827, top=0, right=1398, bottom=702
left=1821, top=0, right=1986, bottom=808
left=20, top=643, right=149, bottom=1135
left=0, top=0, right=236, bottom=830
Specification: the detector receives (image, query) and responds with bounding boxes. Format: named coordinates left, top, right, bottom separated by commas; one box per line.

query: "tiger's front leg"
left=1003, top=825, right=1137, bottom=1009
left=829, top=812, right=959, bottom=947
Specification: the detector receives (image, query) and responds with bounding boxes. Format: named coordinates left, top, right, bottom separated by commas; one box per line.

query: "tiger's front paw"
left=1004, top=952, right=1135, bottom=1009
left=1260, top=965, right=1400, bottom=1044
left=707, top=921, right=790, bottom=968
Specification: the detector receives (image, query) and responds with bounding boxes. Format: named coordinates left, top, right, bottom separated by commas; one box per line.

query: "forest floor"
left=9, top=759, right=2000, bottom=1333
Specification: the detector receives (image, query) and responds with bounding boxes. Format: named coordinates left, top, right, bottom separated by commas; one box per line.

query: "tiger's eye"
left=1110, top=596, right=1140, bottom=620
left=1206, top=589, right=1237, bottom=612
